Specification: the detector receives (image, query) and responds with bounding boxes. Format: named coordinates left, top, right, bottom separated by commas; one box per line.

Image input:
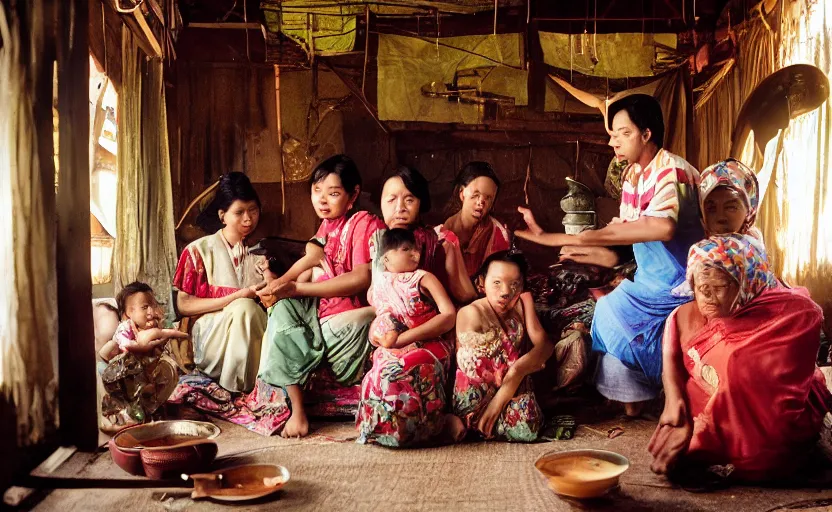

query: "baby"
left=99, top=282, right=185, bottom=432
left=368, top=228, right=449, bottom=349
left=99, top=282, right=187, bottom=362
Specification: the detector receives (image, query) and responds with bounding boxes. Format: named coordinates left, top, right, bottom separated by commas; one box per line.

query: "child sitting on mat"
left=99, top=282, right=186, bottom=432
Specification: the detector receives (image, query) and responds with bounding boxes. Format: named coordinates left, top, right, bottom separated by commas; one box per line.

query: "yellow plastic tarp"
left=539, top=32, right=677, bottom=78
left=262, top=6, right=357, bottom=53
left=377, top=33, right=527, bottom=123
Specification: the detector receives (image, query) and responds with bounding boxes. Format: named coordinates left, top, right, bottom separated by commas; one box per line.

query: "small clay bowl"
left=140, top=439, right=218, bottom=480
left=534, top=449, right=630, bottom=499
left=109, top=420, right=221, bottom=477
left=187, top=464, right=291, bottom=502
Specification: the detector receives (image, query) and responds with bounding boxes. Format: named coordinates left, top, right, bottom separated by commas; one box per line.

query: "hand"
left=378, top=330, right=399, bottom=349
left=274, top=281, right=297, bottom=300
left=257, top=281, right=296, bottom=304
left=133, top=324, right=187, bottom=352
left=159, top=328, right=189, bottom=340
left=559, top=246, right=589, bottom=262
left=517, top=207, right=543, bottom=236
left=609, top=217, right=624, bottom=225
left=648, top=422, right=693, bottom=474
left=477, top=388, right=512, bottom=438
left=236, top=285, right=258, bottom=300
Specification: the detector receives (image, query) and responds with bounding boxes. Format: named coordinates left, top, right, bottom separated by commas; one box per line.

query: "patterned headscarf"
left=686, top=234, right=778, bottom=312
left=698, top=158, right=759, bottom=234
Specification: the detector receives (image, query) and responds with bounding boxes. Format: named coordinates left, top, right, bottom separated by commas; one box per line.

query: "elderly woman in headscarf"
left=649, top=234, right=831, bottom=482
left=698, top=158, right=763, bottom=243
left=672, top=158, right=768, bottom=297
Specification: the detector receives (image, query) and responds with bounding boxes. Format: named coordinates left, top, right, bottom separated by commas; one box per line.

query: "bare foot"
left=281, top=409, right=309, bottom=438
left=281, top=384, right=310, bottom=438
left=624, top=401, right=646, bottom=418
left=438, top=414, right=466, bottom=444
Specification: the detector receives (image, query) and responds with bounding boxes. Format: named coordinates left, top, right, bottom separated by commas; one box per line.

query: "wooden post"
left=527, top=19, right=546, bottom=112
left=56, top=0, right=97, bottom=451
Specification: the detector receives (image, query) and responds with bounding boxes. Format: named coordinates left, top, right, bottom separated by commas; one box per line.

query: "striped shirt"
left=619, top=149, right=699, bottom=223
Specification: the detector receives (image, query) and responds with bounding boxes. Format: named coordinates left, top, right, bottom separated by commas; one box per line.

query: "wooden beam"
left=188, top=22, right=261, bottom=29
left=146, top=0, right=164, bottom=25
left=56, top=0, right=97, bottom=451
left=132, top=8, right=162, bottom=57
left=393, top=129, right=610, bottom=151
left=527, top=19, right=545, bottom=112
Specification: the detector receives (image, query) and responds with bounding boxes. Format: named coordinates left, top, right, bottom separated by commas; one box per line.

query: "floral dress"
left=453, top=300, right=542, bottom=442
left=356, top=269, right=452, bottom=447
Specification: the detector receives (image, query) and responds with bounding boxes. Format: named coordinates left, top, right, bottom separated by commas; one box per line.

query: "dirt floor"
left=19, top=413, right=832, bottom=512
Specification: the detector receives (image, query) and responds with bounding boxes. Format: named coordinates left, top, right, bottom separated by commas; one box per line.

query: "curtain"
left=758, top=0, right=832, bottom=321
left=693, top=16, right=778, bottom=170
left=113, top=30, right=178, bottom=319
left=0, top=0, right=59, bottom=445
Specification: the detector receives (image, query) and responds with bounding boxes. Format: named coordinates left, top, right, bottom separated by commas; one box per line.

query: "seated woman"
left=649, top=234, right=831, bottom=482
left=698, top=158, right=762, bottom=242
left=453, top=251, right=554, bottom=442
left=173, top=172, right=267, bottom=393
left=355, top=167, right=474, bottom=446
left=256, top=155, right=385, bottom=438
left=436, top=161, right=510, bottom=277
left=356, top=228, right=457, bottom=447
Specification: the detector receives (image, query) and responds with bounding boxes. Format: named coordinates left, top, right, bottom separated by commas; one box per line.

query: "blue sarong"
left=591, top=229, right=702, bottom=386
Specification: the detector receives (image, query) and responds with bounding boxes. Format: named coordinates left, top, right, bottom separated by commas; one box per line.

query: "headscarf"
left=686, top=234, right=778, bottom=312
left=698, top=158, right=759, bottom=234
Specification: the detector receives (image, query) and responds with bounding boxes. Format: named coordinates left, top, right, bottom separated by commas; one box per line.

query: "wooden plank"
left=56, top=0, right=97, bottom=451
left=393, top=129, right=609, bottom=152
left=527, top=19, right=545, bottom=112
left=132, top=8, right=162, bottom=57
left=385, top=116, right=607, bottom=134
left=188, top=22, right=261, bottom=29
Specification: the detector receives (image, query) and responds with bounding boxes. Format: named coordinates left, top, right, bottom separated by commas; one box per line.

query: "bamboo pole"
left=274, top=64, right=286, bottom=213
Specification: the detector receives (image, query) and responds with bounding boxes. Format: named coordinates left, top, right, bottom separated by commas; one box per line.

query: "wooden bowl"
left=188, top=464, right=291, bottom=502
left=534, top=449, right=630, bottom=499
left=109, top=420, right=221, bottom=477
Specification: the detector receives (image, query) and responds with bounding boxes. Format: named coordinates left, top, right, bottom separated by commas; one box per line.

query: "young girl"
left=256, top=154, right=385, bottom=438
left=99, top=282, right=185, bottom=432
left=356, top=228, right=459, bottom=447
left=453, top=251, right=554, bottom=442
left=436, top=161, right=510, bottom=277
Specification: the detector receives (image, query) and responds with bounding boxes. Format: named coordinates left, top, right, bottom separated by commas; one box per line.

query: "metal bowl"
left=534, top=449, right=630, bottom=499
left=113, top=420, right=221, bottom=452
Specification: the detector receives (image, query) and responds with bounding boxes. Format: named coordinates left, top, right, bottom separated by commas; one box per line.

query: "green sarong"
left=257, top=297, right=374, bottom=387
